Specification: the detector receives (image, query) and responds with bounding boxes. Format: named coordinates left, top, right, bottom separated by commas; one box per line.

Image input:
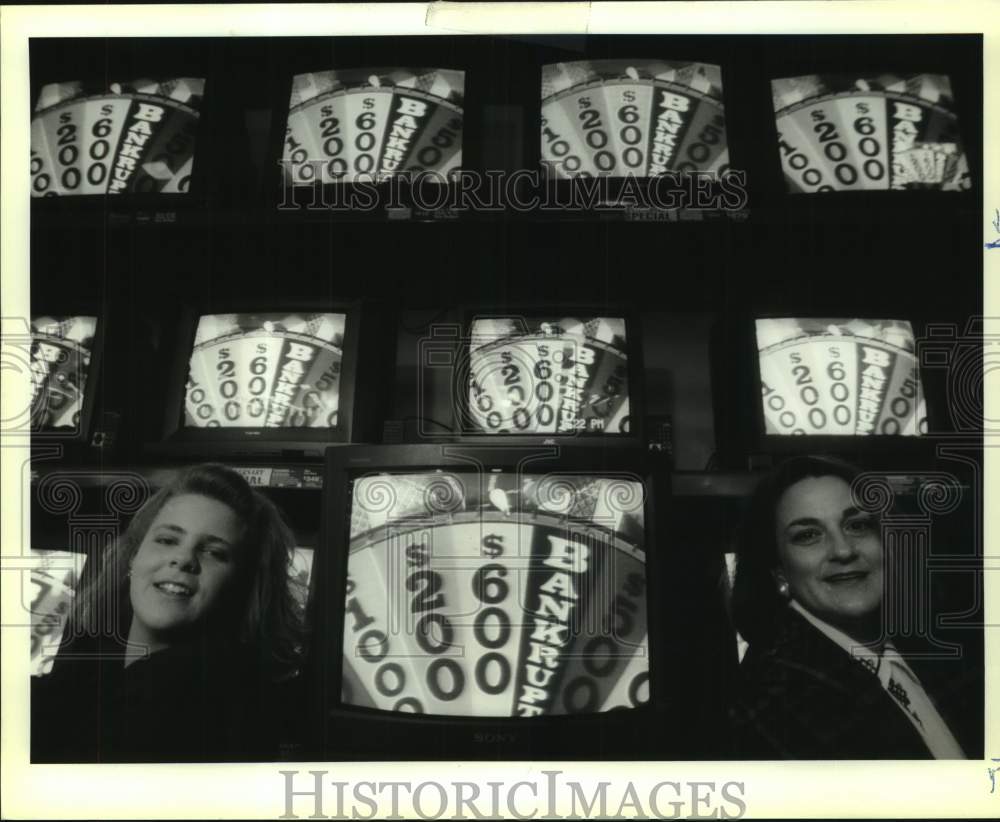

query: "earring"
left=777, top=578, right=790, bottom=598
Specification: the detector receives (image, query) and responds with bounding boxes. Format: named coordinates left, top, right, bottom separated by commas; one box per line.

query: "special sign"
left=30, top=78, right=203, bottom=197
left=771, top=73, right=970, bottom=192
left=756, top=318, right=926, bottom=436
left=540, top=59, right=728, bottom=180
left=467, top=317, right=630, bottom=436
left=283, top=67, right=465, bottom=186
left=342, top=472, right=649, bottom=717
left=29, top=315, right=98, bottom=431
left=183, top=312, right=345, bottom=429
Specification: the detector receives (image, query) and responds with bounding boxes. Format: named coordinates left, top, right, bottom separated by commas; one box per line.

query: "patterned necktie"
left=885, top=669, right=923, bottom=728
left=856, top=647, right=965, bottom=758
left=857, top=650, right=922, bottom=725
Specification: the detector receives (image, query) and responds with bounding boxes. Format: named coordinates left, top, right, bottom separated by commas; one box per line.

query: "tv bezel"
left=443, top=305, right=646, bottom=447
left=153, top=298, right=379, bottom=458
left=28, top=304, right=107, bottom=448
left=712, top=311, right=944, bottom=470
left=309, top=442, right=700, bottom=761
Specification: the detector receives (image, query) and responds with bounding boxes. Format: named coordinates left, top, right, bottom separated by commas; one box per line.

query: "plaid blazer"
left=730, top=609, right=962, bottom=759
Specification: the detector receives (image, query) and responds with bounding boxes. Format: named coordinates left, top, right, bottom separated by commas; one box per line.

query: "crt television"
left=308, top=443, right=731, bottom=760
left=155, top=301, right=389, bottom=458
left=276, top=64, right=465, bottom=214
left=540, top=58, right=729, bottom=180
left=31, top=76, right=205, bottom=198
left=28, top=37, right=220, bottom=215
left=29, top=312, right=106, bottom=446
left=28, top=549, right=90, bottom=677
left=712, top=313, right=939, bottom=469
left=770, top=72, right=970, bottom=193
left=422, top=308, right=644, bottom=446
left=537, top=57, right=741, bottom=218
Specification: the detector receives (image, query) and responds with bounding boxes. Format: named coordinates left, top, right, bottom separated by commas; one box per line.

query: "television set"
left=30, top=76, right=206, bottom=198
left=771, top=72, right=971, bottom=193
left=712, top=313, right=940, bottom=469
left=540, top=59, right=729, bottom=180
left=308, top=443, right=730, bottom=760
left=289, top=546, right=316, bottom=618
left=154, top=301, right=390, bottom=458
left=537, top=58, right=742, bottom=219
left=28, top=37, right=225, bottom=220
left=29, top=549, right=89, bottom=677
left=29, top=312, right=105, bottom=446
left=722, top=552, right=748, bottom=664
left=422, top=308, right=644, bottom=445
left=282, top=66, right=465, bottom=186
left=275, top=65, right=465, bottom=217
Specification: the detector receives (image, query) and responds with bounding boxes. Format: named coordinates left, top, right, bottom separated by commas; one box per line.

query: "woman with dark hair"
left=730, top=455, right=965, bottom=759
left=31, top=464, right=307, bottom=762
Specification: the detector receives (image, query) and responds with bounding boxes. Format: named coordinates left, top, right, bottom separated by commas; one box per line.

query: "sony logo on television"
left=474, top=732, right=517, bottom=744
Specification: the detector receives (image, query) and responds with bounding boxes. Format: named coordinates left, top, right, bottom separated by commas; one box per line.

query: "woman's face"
left=129, top=493, right=243, bottom=646
left=774, top=475, right=884, bottom=634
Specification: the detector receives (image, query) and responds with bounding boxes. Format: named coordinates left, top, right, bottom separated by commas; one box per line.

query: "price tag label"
left=234, top=466, right=273, bottom=487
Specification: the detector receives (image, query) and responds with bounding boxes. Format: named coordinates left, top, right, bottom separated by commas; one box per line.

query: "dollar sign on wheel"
left=482, top=534, right=504, bottom=559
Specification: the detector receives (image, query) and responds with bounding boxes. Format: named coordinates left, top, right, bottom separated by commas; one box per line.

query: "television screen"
left=283, top=67, right=465, bottom=186
left=722, top=552, right=748, bottom=663
left=290, top=546, right=315, bottom=618
left=771, top=72, right=970, bottom=192
left=31, top=77, right=204, bottom=197
left=755, top=317, right=926, bottom=436
left=342, top=470, right=649, bottom=717
left=183, top=312, right=346, bottom=430
left=29, top=550, right=88, bottom=677
left=29, top=315, right=98, bottom=432
left=540, top=59, right=727, bottom=179
left=466, top=316, right=631, bottom=436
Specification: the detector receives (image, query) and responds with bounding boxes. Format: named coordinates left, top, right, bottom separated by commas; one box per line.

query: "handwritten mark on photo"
left=988, top=209, right=1000, bottom=249
left=988, top=759, right=1000, bottom=793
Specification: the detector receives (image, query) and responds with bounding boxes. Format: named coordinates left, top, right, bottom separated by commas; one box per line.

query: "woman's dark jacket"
left=731, top=608, right=974, bottom=759
left=31, top=635, right=296, bottom=763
